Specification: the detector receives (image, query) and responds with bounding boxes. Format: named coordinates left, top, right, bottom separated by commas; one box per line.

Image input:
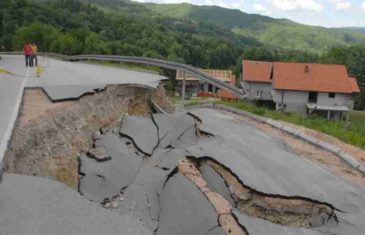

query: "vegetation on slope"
left=145, top=3, right=365, bottom=52
left=345, top=27, right=365, bottom=34
left=217, top=100, right=365, bottom=149
left=1, top=0, right=259, bottom=68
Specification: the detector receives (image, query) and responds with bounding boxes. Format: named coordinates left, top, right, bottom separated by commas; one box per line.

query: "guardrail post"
left=182, top=71, right=186, bottom=106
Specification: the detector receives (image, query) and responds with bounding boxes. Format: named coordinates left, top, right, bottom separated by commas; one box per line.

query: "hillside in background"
left=144, top=2, right=365, bottom=52
left=28, top=0, right=365, bottom=53
left=145, top=3, right=278, bottom=29
left=345, top=27, right=365, bottom=34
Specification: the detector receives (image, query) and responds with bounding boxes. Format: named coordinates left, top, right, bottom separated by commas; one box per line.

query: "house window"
left=308, top=92, right=318, bottom=103
left=328, top=93, right=336, bottom=98
left=257, top=91, right=263, bottom=99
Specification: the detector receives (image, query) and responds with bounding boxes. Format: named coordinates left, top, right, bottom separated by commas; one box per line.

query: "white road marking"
left=0, top=68, right=30, bottom=163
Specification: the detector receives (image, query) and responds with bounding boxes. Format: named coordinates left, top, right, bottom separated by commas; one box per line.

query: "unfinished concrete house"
left=176, top=69, right=237, bottom=99
left=241, top=60, right=360, bottom=119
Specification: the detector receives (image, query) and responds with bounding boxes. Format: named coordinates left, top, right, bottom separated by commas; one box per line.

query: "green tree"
left=320, top=44, right=365, bottom=109
left=13, top=22, right=60, bottom=51
left=84, top=33, right=109, bottom=54
left=51, top=33, right=83, bottom=55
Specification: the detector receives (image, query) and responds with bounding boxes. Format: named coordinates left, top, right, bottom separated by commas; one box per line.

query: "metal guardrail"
left=62, top=54, right=246, bottom=99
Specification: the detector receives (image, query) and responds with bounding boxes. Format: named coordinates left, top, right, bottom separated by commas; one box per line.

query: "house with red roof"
left=241, top=61, right=274, bottom=101
left=241, top=60, right=360, bottom=119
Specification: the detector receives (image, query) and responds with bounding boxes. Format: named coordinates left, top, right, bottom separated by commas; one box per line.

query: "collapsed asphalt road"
left=78, top=108, right=365, bottom=235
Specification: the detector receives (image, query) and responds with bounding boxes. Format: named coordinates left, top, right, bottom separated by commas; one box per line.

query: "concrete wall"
left=274, top=90, right=355, bottom=114
left=317, top=93, right=354, bottom=109
left=273, top=90, right=308, bottom=114
left=176, top=80, right=199, bottom=97
left=242, top=81, right=273, bottom=101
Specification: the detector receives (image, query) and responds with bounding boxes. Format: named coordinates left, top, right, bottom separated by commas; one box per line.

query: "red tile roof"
left=350, top=77, right=361, bottom=93
left=242, top=60, right=360, bottom=94
left=242, top=60, right=272, bottom=83
left=273, top=62, right=357, bottom=93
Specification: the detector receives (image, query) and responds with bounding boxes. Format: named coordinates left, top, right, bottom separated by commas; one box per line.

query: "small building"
left=240, top=61, right=273, bottom=101
left=176, top=69, right=237, bottom=99
left=241, top=60, right=360, bottom=119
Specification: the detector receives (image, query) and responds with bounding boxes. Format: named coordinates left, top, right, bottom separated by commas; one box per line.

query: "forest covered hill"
left=31, top=0, right=365, bottom=52
left=144, top=2, right=365, bottom=52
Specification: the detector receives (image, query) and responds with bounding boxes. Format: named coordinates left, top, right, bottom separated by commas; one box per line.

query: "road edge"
left=0, top=69, right=29, bottom=182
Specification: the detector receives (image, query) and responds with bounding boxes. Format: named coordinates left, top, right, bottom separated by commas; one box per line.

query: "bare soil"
left=4, top=85, right=172, bottom=188
left=19, top=90, right=75, bottom=128
left=220, top=110, right=365, bottom=187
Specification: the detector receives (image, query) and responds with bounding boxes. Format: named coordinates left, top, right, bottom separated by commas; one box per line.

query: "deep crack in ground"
left=76, top=109, right=364, bottom=235
left=189, top=157, right=338, bottom=228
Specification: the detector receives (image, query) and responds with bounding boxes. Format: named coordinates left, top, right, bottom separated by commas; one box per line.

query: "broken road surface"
left=0, top=174, right=152, bottom=235
left=78, top=108, right=365, bottom=235
left=0, top=54, right=166, bottom=102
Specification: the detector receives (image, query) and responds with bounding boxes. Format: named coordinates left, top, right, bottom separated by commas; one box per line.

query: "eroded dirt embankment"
left=3, top=85, right=172, bottom=188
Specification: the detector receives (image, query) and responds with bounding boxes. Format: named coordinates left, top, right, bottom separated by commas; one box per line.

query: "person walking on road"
left=23, top=42, right=33, bottom=67
left=32, top=42, right=38, bottom=67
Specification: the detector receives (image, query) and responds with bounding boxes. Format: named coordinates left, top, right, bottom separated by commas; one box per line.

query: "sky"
left=132, top=0, right=365, bottom=28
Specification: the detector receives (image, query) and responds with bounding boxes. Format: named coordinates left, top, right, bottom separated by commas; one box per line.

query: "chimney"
left=305, top=65, right=309, bottom=73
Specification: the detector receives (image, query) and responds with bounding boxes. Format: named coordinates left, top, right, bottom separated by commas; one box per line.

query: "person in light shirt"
left=31, top=42, right=38, bottom=67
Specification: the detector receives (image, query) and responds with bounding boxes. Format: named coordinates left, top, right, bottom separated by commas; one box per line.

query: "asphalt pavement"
left=0, top=174, right=152, bottom=235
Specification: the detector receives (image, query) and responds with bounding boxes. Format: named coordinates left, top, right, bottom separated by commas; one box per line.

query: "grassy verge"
left=216, top=100, right=365, bottom=149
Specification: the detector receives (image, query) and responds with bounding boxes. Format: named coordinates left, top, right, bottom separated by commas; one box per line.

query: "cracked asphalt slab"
left=79, top=132, right=144, bottom=202
left=187, top=109, right=365, bottom=202
left=77, top=109, right=365, bottom=235
left=42, top=84, right=106, bottom=101
left=116, top=163, right=165, bottom=231
left=0, top=174, right=152, bottom=235
left=0, top=55, right=166, bottom=102
left=120, top=116, right=159, bottom=155
left=152, top=112, right=199, bottom=149
left=24, top=55, right=165, bottom=88
left=200, top=163, right=235, bottom=205
left=156, top=172, right=225, bottom=235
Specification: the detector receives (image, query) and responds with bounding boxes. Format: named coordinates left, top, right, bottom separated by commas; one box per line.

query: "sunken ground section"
left=79, top=108, right=365, bottom=235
